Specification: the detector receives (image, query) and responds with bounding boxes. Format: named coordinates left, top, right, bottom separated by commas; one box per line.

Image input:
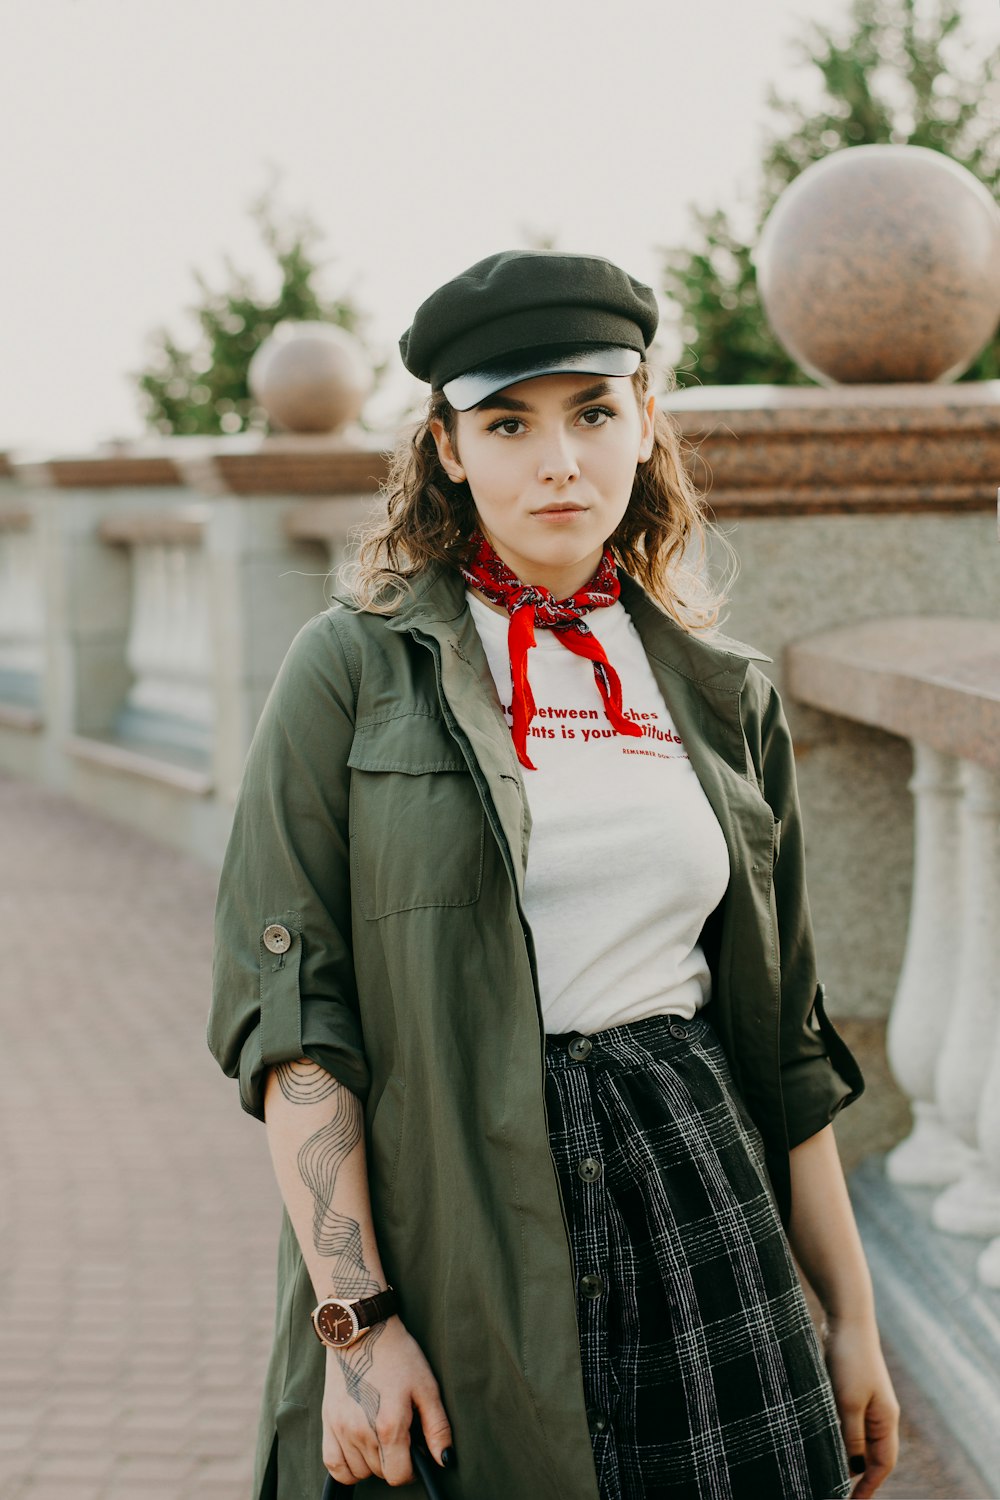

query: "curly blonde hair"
left=339, top=362, right=737, bottom=632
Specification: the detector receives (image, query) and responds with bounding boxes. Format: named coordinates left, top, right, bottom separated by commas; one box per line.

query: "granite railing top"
left=664, top=381, right=999, bottom=514
left=9, top=429, right=397, bottom=492
left=662, top=380, right=1000, bottom=431
left=785, top=615, right=1000, bottom=770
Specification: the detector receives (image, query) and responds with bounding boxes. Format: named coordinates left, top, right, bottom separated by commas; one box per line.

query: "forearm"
left=265, top=1056, right=413, bottom=1440
left=786, top=1123, right=876, bottom=1325
left=263, top=1057, right=388, bottom=1305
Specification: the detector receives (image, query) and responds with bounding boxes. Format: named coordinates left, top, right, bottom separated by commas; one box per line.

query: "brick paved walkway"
left=0, top=774, right=278, bottom=1500
left=0, top=771, right=991, bottom=1499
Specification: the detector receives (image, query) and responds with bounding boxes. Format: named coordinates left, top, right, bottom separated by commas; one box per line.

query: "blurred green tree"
left=135, top=190, right=380, bottom=435
left=659, top=0, right=1000, bottom=386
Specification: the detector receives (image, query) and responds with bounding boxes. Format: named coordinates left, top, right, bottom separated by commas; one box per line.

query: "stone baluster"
left=976, top=1005, right=1000, bottom=1287
left=0, top=509, right=45, bottom=707
left=885, top=744, right=974, bottom=1185
left=930, top=764, right=1000, bottom=1243
left=109, top=520, right=214, bottom=757
left=975, top=926, right=1000, bottom=1285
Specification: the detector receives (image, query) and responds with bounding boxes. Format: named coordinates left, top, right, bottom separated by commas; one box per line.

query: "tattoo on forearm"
left=297, top=1098, right=369, bottom=1280
left=273, top=1058, right=340, bottom=1104
left=278, top=1058, right=386, bottom=1433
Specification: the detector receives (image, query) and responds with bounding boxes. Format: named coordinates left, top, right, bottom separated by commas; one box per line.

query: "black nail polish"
left=440, top=1446, right=454, bottom=1468
left=849, top=1453, right=867, bottom=1475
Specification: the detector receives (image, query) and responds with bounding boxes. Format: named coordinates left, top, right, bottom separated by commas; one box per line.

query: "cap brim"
left=442, top=345, right=642, bottom=411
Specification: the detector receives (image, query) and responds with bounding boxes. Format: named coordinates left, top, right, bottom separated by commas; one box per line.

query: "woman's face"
left=430, top=371, right=655, bottom=597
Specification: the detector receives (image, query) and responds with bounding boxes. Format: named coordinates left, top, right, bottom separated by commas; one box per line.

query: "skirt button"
left=568, top=1036, right=593, bottom=1061
left=669, top=1022, right=688, bottom=1040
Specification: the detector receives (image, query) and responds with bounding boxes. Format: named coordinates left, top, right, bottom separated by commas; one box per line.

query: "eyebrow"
left=475, top=379, right=617, bottom=415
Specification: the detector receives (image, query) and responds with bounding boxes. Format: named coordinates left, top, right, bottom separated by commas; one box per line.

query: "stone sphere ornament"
left=248, top=321, right=374, bottom=433
left=755, top=145, right=1000, bottom=384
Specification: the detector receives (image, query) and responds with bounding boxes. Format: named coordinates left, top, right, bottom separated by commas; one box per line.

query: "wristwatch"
left=310, top=1286, right=398, bottom=1349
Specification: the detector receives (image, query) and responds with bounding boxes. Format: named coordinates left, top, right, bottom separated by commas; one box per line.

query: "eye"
left=578, top=405, right=616, bottom=427
left=485, top=416, right=526, bottom=437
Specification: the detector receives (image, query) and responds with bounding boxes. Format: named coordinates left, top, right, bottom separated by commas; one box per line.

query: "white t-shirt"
left=466, top=589, right=731, bottom=1035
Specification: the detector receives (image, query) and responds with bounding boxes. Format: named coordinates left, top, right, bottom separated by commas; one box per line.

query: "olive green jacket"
left=207, top=563, right=864, bottom=1500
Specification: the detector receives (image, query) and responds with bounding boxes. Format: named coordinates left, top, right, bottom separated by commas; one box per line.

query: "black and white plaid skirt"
left=544, top=1008, right=852, bottom=1500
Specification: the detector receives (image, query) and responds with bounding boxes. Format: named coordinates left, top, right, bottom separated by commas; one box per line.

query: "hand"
left=321, top=1315, right=453, bottom=1487
left=822, top=1314, right=900, bottom=1497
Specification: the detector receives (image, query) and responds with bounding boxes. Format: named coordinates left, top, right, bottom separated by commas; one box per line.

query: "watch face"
left=315, top=1301, right=361, bottom=1347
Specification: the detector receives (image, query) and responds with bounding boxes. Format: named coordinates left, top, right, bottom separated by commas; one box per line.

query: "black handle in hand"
left=411, top=1424, right=448, bottom=1500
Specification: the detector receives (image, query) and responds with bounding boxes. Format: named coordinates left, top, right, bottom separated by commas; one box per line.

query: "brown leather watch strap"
left=355, top=1285, right=398, bottom=1329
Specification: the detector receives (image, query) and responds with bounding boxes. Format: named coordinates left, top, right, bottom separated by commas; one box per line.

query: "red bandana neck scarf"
left=459, top=528, right=644, bottom=770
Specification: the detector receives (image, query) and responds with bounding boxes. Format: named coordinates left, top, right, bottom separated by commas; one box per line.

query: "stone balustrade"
left=786, top=619, right=1000, bottom=1291
left=0, top=436, right=388, bottom=859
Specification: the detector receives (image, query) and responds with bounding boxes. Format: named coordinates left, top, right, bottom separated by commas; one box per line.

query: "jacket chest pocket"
left=347, top=714, right=486, bottom=919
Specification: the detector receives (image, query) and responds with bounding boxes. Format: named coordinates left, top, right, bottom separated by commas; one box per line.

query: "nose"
left=537, top=429, right=580, bottom=486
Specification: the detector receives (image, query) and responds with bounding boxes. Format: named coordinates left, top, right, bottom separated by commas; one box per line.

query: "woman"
left=208, top=248, right=900, bottom=1499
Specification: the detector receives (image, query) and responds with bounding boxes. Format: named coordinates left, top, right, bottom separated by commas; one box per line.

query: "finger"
left=323, top=1433, right=358, bottom=1489
left=413, top=1385, right=454, bottom=1466
left=852, top=1429, right=899, bottom=1498
left=339, top=1429, right=377, bottom=1484
left=377, top=1406, right=417, bottom=1488
left=379, top=1432, right=416, bottom=1488
left=837, top=1401, right=867, bottom=1489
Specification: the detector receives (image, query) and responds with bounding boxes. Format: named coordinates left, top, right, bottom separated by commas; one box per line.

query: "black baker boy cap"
left=399, top=248, right=660, bottom=411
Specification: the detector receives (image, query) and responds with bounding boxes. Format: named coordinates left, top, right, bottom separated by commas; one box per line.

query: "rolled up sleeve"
left=760, top=679, right=866, bottom=1147
left=207, top=611, right=370, bottom=1120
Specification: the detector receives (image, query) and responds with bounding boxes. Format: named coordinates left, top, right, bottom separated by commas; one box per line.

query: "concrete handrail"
left=786, top=616, right=1000, bottom=770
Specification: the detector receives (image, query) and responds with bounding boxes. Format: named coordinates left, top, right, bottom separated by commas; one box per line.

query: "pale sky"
left=2, top=0, right=998, bottom=454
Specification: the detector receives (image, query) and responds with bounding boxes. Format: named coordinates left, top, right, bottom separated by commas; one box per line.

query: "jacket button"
left=568, top=1036, right=593, bottom=1061
left=579, top=1272, right=604, bottom=1299
left=262, top=924, right=292, bottom=955
left=587, top=1407, right=609, bottom=1433
left=577, top=1157, right=603, bottom=1183
left=669, top=1023, right=688, bottom=1040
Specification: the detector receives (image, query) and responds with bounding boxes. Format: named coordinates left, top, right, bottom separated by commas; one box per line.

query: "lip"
left=532, top=504, right=588, bottom=516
